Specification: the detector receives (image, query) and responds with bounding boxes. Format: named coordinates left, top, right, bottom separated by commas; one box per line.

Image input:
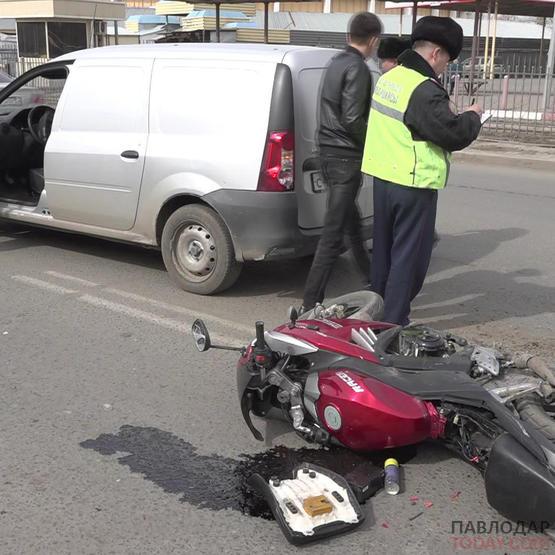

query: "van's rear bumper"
left=203, top=189, right=319, bottom=262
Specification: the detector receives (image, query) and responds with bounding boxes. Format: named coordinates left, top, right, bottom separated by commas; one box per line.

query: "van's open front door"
left=283, top=50, right=373, bottom=239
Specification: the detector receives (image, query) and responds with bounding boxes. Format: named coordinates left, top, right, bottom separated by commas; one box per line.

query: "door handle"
left=121, top=150, right=139, bottom=159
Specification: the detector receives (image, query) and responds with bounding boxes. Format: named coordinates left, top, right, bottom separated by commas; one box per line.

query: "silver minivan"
left=0, top=44, right=372, bottom=294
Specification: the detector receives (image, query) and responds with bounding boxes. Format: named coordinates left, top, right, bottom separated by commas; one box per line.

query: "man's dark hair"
left=349, top=12, right=383, bottom=44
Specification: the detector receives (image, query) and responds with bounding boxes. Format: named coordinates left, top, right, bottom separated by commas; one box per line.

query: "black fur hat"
left=411, top=16, right=464, bottom=61
left=377, top=37, right=412, bottom=60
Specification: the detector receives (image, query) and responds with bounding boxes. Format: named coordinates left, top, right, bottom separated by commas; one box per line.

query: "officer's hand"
left=464, top=104, right=483, bottom=117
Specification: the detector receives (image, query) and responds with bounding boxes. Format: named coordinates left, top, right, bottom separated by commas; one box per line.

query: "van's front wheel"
left=161, top=205, right=242, bottom=295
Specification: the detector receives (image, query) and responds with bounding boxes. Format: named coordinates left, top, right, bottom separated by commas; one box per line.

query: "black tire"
left=161, top=204, right=242, bottom=295
left=515, top=395, right=555, bottom=442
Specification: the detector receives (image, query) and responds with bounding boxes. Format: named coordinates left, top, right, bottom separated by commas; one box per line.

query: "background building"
left=0, top=0, right=125, bottom=62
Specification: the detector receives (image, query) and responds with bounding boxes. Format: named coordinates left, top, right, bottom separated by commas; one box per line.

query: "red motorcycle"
left=192, top=291, right=555, bottom=527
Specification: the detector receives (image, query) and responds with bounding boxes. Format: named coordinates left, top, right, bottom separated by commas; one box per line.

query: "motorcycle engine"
left=399, top=326, right=451, bottom=358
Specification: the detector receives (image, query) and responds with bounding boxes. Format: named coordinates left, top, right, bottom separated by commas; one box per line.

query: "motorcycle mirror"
left=192, top=319, right=211, bottom=352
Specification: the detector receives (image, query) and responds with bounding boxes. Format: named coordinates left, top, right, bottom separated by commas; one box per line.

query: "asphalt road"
left=1, top=161, right=554, bottom=555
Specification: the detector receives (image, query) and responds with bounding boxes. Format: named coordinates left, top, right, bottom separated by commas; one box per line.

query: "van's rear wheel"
left=161, top=204, right=242, bottom=295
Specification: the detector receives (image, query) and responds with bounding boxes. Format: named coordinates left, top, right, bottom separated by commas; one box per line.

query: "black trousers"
left=303, top=157, right=371, bottom=309
left=371, top=177, right=438, bottom=326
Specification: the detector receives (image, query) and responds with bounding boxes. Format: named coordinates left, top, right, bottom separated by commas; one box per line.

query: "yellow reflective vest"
left=362, top=65, right=451, bottom=189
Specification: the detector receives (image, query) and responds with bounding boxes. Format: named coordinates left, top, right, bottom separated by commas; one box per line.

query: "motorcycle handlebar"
left=255, top=321, right=265, bottom=347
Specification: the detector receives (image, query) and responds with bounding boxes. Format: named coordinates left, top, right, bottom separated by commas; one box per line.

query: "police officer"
left=362, top=16, right=482, bottom=326
left=378, top=37, right=411, bottom=73
left=379, top=36, right=442, bottom=248
left=301, top=12, right=382, bottom=313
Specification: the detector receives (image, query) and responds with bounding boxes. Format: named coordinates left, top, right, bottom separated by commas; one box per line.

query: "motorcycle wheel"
left=515, top=395, right=555, bottom=442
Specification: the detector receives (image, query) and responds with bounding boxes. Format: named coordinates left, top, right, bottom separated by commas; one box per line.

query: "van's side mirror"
left=192, top=319, right=211, bottom=352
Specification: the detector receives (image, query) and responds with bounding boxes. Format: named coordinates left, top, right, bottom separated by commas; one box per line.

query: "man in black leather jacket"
left=302, top=12, right=382, bottom=313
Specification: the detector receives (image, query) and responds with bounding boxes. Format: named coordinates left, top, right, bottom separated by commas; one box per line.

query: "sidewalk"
left=453, top=140, right=555, bottom=171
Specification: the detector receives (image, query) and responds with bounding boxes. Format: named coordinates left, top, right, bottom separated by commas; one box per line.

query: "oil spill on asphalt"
left=80, top=425, right=418, bottom=519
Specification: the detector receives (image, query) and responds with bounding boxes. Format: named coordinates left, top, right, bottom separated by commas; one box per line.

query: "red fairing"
left=274, top=319, right=395, bottom=364
left=425, top=401, right=447, bottom=439
left=315, top=369, right=437, bottom=451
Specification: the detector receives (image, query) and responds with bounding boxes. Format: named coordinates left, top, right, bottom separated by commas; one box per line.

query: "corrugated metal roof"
left=248, top=12, right=353, bottom=32
left=236, top=28, right=290, bottom=43
left=243, top=11, right=548, bottom=39
left=182, top=11, right=250, bottom=31
left=184, top=9, right=250, bottom=19
left=224, top=21, right=257, bottom=28
left=155, top=1, right=256, bottom=16
left=127, top=14, right=181, bottom=24
left=107, top=23, right=168, bottom=37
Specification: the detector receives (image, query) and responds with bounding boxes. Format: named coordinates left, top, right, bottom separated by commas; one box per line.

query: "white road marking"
left=418, top=312, right=468, bottom=323
left=42, top=270, right=252, bottom=334
left=104, top=287, right=253, bottom=334
left=12, top=275, right=78, bottom=295
left=414, top=294, right=481, bottom=310
left=12, top=273, right=250, bottom=344
left=79, top=294, right=242, bottom=345
left=44, top=271, right=98, bottom=287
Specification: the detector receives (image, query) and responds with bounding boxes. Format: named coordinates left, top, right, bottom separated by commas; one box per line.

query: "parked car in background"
left=0, top=70, right=45, bottom=110
left=461, top=56, right=504, bottom=78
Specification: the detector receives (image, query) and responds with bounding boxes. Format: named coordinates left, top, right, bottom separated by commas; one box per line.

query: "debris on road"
left=344, top=463, right=384, bottom=503
left=450, top=491, right=461, bottom=501
left=384, top=458, right=400, bottom=495
left=248, top=464, right=364, bottom=545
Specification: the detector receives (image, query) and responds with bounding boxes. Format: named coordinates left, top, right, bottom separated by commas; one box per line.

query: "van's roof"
left=56, top=43, right=331, bottom=63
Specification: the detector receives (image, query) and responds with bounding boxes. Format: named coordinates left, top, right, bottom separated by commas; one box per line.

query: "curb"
left=453, top=150, right=555, bottom=171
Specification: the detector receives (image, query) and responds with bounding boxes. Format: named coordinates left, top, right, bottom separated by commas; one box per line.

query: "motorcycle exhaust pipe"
left=488, top=382, right=542, bottom=404
left=512, top=353, right=555, bottom=398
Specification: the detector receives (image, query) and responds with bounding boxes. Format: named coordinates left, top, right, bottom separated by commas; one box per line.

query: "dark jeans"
left=303, top=157, right=371, bottom=309
left=371, top=177, right=438, bottom=326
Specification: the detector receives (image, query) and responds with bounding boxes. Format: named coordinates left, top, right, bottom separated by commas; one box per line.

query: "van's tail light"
left=257, top=131, right=294, bottom=192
